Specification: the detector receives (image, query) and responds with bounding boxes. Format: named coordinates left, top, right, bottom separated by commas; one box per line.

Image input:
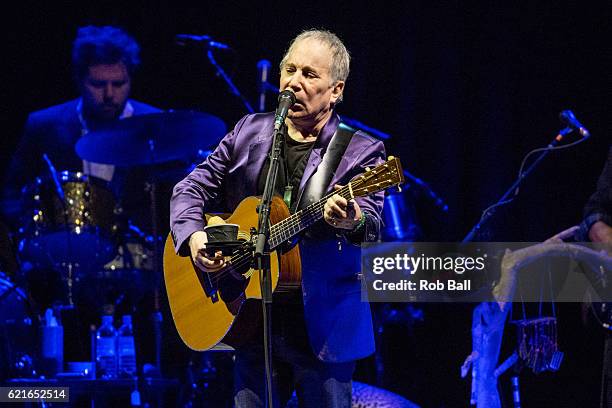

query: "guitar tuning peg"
left=365, top=167, right=371, bottom=172
left=397, top=185, right=402, bottom=193
left=388, top=155, right=395, bottom=161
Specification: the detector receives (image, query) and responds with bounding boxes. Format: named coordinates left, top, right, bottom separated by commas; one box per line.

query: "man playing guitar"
left=169, top=29, right=387, bottom=407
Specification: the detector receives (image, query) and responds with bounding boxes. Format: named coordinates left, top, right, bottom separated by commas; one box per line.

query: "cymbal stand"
left=146, top=139, right=163, bottom=376
left=43, top=154, right=76, bottom=307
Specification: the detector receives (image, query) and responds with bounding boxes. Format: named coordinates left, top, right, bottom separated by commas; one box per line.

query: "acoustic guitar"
left=163, top=156, right=404, bottom=351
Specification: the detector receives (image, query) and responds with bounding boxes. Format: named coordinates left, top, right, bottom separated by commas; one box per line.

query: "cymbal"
left=75, top=111, right=226, bottom=166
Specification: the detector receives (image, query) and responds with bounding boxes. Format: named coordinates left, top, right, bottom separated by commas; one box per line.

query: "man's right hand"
left=189, top=231, right=226, bottom=272
left=589, top=221, right=612, bottom=244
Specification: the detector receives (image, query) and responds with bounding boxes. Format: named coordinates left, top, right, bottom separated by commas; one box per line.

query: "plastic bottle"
left=96, top=315, right=117, bottom=379
left=117, top=315, right=137, bottom=378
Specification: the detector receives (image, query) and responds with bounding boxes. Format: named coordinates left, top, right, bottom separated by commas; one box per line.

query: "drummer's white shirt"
left=77, top=99, right=134, bottom=182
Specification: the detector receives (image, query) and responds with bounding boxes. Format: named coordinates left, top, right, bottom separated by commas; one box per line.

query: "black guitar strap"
left=294, top=122, right=357, bottom=212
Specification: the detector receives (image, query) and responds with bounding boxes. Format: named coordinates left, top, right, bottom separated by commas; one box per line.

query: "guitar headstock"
left=350, top=156, right=404, bottom=198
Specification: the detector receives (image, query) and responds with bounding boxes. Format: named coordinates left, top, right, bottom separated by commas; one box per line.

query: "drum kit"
left=1, top=111, right=227, bottom=379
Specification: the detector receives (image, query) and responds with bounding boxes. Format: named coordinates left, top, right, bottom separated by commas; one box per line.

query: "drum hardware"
left=0, top=274, right=37, bottom=380
left=42, top=153, right=66, bottom=202
left=65, top=262, right=74, bottom=306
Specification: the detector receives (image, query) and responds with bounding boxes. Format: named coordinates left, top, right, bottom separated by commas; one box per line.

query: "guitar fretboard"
left=268, top=185, right=353, bottom=249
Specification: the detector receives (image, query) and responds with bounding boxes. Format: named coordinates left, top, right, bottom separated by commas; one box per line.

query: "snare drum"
left=19, top=171, right=117, bottom=271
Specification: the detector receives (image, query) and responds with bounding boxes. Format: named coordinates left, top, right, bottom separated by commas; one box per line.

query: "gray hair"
left=280, top=29, right=350, bottom=101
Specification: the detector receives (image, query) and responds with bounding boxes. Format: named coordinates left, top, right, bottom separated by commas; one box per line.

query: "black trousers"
left=233, top=300, right=355, bottom=408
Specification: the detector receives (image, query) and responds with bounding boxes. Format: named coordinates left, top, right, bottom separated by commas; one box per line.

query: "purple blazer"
left=170, top=112, right=386, bottom=362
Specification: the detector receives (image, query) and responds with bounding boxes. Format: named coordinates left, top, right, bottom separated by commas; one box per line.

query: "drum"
left=0, top=275, right=36, bottom=380
left=105, top=238, right=155, bottom=272
left=94, top=237, right=158, bottom=297
left=19, top=171, right=117, bottom=271
left=73, top=235, right=158, bottom=310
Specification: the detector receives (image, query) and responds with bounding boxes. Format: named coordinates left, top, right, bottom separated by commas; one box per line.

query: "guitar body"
left=163, top=196, right=301, bottom=351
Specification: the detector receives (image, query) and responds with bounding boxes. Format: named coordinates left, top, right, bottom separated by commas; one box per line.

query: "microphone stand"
left=206, top=50, right=254, bottom=113
left=254, top=121, right=286, bottom=407
left=462, top=127, right=573, bottom=242
left=402, top=169, right=449, bottom=213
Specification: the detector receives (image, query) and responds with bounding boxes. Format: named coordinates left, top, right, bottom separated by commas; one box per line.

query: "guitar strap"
left=294, top=122, right=357, bottom=212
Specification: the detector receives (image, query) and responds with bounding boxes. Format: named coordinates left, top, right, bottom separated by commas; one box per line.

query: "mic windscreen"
left=278, top=89, right=296, bottom=106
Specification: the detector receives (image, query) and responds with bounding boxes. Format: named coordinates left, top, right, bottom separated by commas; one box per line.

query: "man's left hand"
left=323, top=185, right=363, bottom=230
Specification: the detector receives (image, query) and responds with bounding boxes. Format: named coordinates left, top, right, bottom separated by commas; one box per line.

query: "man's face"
left=80, top=62, right=131, bottom=120
left=279, top=38, right=344, bottom=126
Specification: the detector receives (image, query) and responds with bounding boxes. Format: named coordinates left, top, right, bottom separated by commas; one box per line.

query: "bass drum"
left=0, top=275, right=36, bottom=380
left=19, top=171, right=117, bottom=272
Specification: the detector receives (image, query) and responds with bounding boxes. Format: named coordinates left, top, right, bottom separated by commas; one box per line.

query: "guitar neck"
left=268, top=185, right=353, bottom=249
left=268, top=156, right=404, bottom=249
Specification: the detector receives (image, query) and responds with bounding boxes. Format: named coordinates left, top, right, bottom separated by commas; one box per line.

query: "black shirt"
left=257, top=133, right=315, bottom=211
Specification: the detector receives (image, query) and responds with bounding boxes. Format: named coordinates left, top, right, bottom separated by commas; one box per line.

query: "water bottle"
left=96, top=315, right=117, bottom=379
left=117, top=315, right=137, bottom=378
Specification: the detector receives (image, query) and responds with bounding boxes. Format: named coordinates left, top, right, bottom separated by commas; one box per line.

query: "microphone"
left=175, top=34, right=231, bottom=50
left=257, top=59, right=272, bottom=112
left=559, top=110, right=590, bottom=138
left=274, top=90, right=296, bottom=130
left=42, top=154, right=65, bottom=201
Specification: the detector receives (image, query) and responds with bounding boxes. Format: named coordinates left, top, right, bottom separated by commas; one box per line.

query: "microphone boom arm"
left=206, top=50, right=254, bottom=114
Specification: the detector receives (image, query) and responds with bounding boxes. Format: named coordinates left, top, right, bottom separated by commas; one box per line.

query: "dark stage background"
left=2, top=1, right=612, bottom=407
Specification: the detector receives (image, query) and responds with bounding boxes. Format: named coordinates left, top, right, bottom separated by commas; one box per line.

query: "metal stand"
left=510, top=374, right=521, bottom=408
left=145, top=140, right=164, bottom=377
left=463, top=127, right=574, bottom=242
left=206, top=50, right=254, bottom=113
left=253, top=121, right=286, bottom=407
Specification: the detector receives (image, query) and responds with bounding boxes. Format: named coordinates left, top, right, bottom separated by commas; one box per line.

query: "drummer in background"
left=1, top=25, right=162, bottom=366
left=3, top=25, right=160, bottom=208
